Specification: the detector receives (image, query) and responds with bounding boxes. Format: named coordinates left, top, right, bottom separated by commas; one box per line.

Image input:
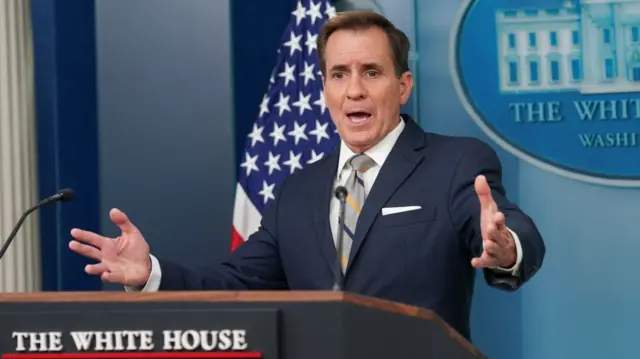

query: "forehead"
left=324, top=27, right=393, bottom=67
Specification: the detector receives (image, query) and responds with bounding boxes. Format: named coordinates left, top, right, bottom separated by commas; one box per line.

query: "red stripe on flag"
left=230, top=227, right=245, bottom=252
left=2, top=352, right=261, bottom=359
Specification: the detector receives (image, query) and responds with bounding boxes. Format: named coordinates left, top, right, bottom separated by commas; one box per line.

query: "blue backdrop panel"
left=94, top=0, right=237, bottom=289
left=415, top=0, right=640, bottom=358
left=31, top=0, right=101, bottom=291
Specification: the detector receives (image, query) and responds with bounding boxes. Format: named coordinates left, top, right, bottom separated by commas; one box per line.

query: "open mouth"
left=346, top=111, right=372, bottom=124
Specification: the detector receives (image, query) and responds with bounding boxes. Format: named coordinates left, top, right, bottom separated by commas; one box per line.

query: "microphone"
left=0, top=188, right=75, bottom=261
left=332, top=185, right=348, bottom=291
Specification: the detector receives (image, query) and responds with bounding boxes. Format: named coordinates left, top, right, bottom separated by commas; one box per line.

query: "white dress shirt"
left=329, top=116, right=405, bottom=250
left=128, top=119, right=522, bottom=292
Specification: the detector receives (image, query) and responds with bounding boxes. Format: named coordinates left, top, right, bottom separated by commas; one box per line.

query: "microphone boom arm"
left=0, top=188, right=75, bottom=261
left=0, top=205, right=39, bottom=259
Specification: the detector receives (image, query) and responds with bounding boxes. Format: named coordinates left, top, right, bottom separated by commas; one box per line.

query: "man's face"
left=322, top=26, right=413, bottom=154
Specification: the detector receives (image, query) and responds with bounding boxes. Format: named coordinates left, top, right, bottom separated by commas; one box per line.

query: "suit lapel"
left=346, top=117, right=426, bottom=272
left=310, top=150, right=340, bottom=276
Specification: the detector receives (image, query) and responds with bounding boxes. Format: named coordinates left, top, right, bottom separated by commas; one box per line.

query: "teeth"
left=348, top=114, right=371, bottom=123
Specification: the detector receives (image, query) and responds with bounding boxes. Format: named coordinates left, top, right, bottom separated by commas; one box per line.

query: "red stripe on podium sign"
left=2, top=352, right=261, bottom=359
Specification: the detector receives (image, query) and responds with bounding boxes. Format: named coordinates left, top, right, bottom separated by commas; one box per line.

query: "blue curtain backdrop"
left=31, top=0, right=102, bottom=292
left=232, top=0, right=299, bottom=170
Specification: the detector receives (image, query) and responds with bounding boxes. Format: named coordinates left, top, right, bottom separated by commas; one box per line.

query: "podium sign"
left=0, top=308, right=277, bottom=358
left=0, top=291, right=486, bottom=359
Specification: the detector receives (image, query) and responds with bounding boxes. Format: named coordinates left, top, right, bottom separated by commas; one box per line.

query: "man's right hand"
left=69, top=208, right=152, bottom=287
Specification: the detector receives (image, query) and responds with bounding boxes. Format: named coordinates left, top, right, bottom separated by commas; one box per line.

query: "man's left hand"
left=471, top=175, right=517, bottom=269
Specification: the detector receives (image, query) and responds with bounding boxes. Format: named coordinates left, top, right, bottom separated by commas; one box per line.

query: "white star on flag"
left=231, top=0, right=339, bottom=251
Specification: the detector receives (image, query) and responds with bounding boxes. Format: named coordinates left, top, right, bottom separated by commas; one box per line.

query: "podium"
left=0, top=291, right=486, bottom=359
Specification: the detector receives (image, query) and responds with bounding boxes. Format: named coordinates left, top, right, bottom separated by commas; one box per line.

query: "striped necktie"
left=338, top=153, right=376, bottom=272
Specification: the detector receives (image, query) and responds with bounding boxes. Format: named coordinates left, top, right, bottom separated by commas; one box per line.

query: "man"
left=69, top=11, right=545, bottom=341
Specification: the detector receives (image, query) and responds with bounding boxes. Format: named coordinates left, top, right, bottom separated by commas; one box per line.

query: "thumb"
left=109, top=208, right=139, bottom=234
left=474, top=175, right=494, bottom=211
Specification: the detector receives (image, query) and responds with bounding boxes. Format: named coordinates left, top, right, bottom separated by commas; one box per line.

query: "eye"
left=331, top=72, right=345, bottom=79
left=365, top=70, right=379, bottom=77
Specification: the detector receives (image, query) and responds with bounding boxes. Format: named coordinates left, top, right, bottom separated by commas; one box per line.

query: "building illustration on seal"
left=495, top=0, right=640, bottom=94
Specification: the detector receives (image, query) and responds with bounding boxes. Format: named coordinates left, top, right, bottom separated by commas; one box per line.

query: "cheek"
left=373, top=88, right=400, bottom=113
left=326, top=102, right=342, bottom=122
left=324, top=90, right=342, bottom=112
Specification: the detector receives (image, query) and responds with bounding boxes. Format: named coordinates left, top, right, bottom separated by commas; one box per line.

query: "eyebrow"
left=329, top=63, right=384, bottom=72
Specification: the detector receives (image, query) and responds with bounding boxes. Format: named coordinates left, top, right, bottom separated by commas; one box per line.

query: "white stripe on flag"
left=232, top=183, right=262, bottom=241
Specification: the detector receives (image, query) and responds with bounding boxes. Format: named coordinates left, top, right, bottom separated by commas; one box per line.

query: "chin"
left=343, top=134, right=377, bottom=152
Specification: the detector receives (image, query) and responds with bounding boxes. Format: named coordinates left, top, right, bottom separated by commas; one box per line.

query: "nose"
left=346, top=75, right=366, bottom=100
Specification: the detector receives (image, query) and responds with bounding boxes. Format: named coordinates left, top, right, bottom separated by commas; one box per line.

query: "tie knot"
left=348, top=154, right=376, bottom=173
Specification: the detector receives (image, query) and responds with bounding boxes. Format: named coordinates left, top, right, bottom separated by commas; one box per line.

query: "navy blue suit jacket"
left=157, top=115, right=545, bottom=340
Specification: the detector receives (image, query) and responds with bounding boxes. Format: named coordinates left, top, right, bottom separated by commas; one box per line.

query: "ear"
left=398, top=71, right=414, bottom=106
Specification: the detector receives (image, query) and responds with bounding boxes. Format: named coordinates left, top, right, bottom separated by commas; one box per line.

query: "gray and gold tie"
left=338, top=153, right=376, bottom=272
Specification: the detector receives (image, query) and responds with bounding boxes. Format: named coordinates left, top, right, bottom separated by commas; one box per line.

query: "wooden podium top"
left=0, top=290, right=364, bottom=303
left=0, top=291, right=436, bottom=321
left=0, top=291, right=442, bottom=321
left=0, top=290, right=483, bottom=358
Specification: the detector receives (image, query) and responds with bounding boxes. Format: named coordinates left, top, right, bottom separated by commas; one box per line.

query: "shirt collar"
left=336, top=116, right=405, bottom=178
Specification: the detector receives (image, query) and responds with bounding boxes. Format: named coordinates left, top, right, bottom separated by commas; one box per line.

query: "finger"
left=110, top=208, right=140, bottom=234
left=70, top=228, right=109, bottom=249
left=101, top=270, right=125, bottom=284
left=496, top=231, right=513, bottom=249
left=471, top=252, right=498, bottom=268
left=483, top=218, right=500, bottom=245
left=69, top=240, right=102, bottom=261
left=494, top=211, right=506, bottom=231
left=491, top=214, right=513, bottom=248
left=86, top=263, right=126, bottom=285
left=85, top=262, right=109, bottom=276
left=483, top=211, right=511, bottom=247
left=474, top=175, right=495, bottom=212
left=484, top=240, right=501, bottom=257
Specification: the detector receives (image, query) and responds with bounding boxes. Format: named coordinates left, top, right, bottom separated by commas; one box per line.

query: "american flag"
left=231, top=0, right=340, bottom=250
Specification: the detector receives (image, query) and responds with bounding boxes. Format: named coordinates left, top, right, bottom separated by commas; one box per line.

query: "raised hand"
left=470, top=175, right=516, bottom=269
left=69, top=208, right=152, bottom=287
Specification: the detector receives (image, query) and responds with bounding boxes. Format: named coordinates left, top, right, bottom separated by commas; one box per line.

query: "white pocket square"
left=382, top=206, right=421, bottom=216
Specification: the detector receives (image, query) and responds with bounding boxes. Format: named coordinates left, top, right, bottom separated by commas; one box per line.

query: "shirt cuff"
left=487, top=227, right=523, bottom=276
left=124, top=254, right=162, bottom=292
